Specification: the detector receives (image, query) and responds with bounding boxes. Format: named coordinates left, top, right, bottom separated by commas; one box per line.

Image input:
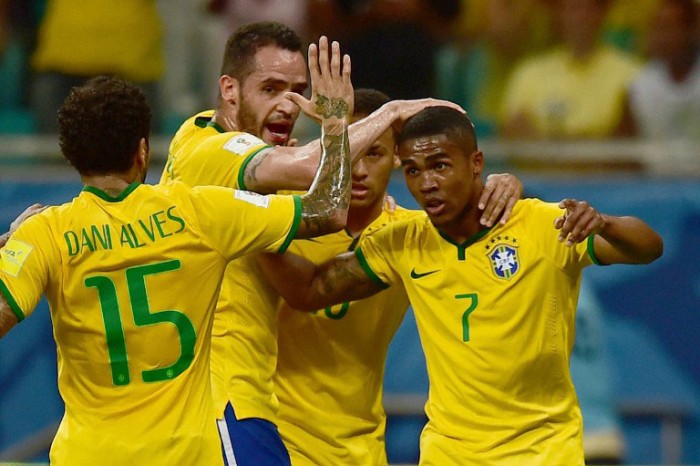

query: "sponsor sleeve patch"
left=1, top=239, right=34, bottom=277
left=222, top=133, right=265, bottom=155
left=234, top=190, right=271, bottom=208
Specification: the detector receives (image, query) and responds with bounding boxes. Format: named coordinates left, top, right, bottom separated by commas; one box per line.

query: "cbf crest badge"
left=485, top=236, right=520, bottom=280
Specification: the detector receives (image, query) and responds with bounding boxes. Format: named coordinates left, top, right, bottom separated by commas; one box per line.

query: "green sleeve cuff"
left=355, top=248, right=389, bottom=289
left=587, top=235, right=604, bottom=265
left=0, top=278, right=25, bottom=322
left=277, top=195, right=303, bottom=254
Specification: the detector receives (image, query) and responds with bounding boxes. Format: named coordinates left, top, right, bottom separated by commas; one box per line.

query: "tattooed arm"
left=258, top=250, right=384, bottom=310
left=291, top=37, right=352, bottom=238
left=243, top=96, right=466, bottom=194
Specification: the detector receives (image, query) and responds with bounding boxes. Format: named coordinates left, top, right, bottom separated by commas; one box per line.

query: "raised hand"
left=286, top=36, right=353, bottom=123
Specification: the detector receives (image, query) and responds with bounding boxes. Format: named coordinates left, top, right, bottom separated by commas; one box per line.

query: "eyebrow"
left=260, top=77, right=307, bottom=89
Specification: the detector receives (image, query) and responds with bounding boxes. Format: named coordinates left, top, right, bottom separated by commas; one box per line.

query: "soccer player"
left=259, top=106, right=664, bottom=465
left=0, top=38, right=353, bottom=466
left=274, top=88, right=519, bottom=465
left=159, top=21, right=520, bottom=466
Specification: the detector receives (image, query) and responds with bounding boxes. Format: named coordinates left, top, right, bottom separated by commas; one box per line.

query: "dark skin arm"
left=258, top=250, right=383, bottom=311
left=555, top=199, right=663, bottom=264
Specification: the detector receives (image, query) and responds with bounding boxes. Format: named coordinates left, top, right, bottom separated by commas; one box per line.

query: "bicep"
left=243, top=145, right=319, bottom=194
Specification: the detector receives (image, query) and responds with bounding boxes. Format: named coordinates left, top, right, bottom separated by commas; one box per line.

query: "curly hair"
left=58, top=76, right=151, bottom=175
left=220, top=21, right=303, bottom=81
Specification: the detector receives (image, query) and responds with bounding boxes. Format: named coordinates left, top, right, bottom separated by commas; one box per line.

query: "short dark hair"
left=397, top=106, right=477, bottom=151
left=221, top=21, right=303, bottom=81
left=353, top=88, right=390, bottom=116
left=58, top=76, right=151, bottom=176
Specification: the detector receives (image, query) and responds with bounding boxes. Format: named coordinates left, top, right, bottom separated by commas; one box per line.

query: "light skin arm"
left=291, top=37, right=352, bottom=238
left=243, top=97, right=466, bottom=194
left=555, top=199, right=663, bottom=264
left=0, top=204, right=47, bottom=249
left=258, top=250, right=384, bottom=311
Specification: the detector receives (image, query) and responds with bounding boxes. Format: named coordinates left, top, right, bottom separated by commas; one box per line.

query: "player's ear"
left=136, top=138, right=149, bottom=168
left=472, top=150, right=484, bottom=175
left=219, top=75, right=240, bottom=106
left=392, top=154, right=400, bottom=169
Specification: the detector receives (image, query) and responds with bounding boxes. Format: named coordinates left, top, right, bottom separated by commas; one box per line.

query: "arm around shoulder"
left=258, top=250, right=384, bottom=310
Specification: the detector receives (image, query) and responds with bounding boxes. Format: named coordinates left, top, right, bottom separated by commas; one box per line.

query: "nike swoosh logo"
left=410, top=268, right=440, bottom=279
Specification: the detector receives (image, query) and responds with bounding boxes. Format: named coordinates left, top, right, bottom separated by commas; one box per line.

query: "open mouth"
left=423, top=199, right=445, bottom=216
left=264, top=122, right=292, bottom=145
left=351, top=183, right=369, bottom=199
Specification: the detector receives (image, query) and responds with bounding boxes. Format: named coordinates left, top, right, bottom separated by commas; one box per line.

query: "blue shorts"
left=216, top=402, right=291, bottom=466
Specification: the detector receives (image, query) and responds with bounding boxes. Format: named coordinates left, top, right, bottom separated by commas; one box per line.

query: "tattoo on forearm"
left=315, top=94, right=350, bottom=119
left=243, top=150, right=271, bottom=193
left=302, top=119, right=350, bottom=236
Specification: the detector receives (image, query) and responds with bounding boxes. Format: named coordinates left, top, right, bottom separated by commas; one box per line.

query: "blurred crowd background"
left=1, top=0, right=700, bottom=464
left=1, top=0, right=699, bottom=148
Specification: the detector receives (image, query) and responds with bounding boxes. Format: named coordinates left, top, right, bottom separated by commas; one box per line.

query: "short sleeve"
left=354, top=226, right=401, bottom=288
left=533, top=201, right=595, bottom=272
left=0, top=217, right=55, bottom=322
left=190, top=186, right=301, bottom=261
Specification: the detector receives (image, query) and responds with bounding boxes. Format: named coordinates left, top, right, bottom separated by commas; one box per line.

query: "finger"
left=330, top=40, right=341, bottom=79
left=286, top=138, right=298, bottom=147
left=478, top=178, right=495, bottom=211
left=307, top=42, right=320, bottom=87
left=499, top=195, right=517, bottom=225
left=567, top=209, right=598, bottom=245
left=284, top=92, right=308, bottom=109
left=318, top=36, right=330, bottom=78
left=342, top=54, right=351, bottom=84
left=384, top=194, right=397, bottom=212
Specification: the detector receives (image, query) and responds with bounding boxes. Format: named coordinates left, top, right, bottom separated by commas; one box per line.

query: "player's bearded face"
left=236, top=96, right=261, bottom=140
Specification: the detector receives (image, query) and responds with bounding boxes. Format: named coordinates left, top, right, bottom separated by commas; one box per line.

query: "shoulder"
left=363, top=210, right=429, bottom=242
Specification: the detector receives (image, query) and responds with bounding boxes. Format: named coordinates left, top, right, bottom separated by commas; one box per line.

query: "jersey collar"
left=438, top=226, right=493, bottom=261
left=82, top=182, right=141, bottom=202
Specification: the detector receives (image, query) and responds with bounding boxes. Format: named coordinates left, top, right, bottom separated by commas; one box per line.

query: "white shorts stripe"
left=217, top=416, right=238, bottom=466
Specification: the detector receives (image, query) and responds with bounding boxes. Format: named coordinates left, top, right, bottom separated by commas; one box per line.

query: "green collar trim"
left=82, top=182, right=141, bottom=202
left=206, top=120, right=227, bottom=133
left=438, top=226, right=493, bottom=261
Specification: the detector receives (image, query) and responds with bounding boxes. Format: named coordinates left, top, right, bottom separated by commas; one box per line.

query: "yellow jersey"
left=0, top=181, right=300, bottom=466
left=501, top=46, right=640, bottom=138
left=32, top=0, right=163, bottom=81
left=357, top=199, right=596, bottom=465
left=161, top=111, right=283, bottom=421
left=276, top=206, right=421, bottom=466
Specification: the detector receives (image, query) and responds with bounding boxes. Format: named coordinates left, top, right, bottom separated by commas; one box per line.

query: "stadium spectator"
left=626, top=0, right=700, bottom=142
left=259, top=106, right=663, bottom=465
left=500, top=0, right=641, bottom=139
left=313, top=0, right=461, bottom=100
left=435, top=0, right=555, bottom=136
left=0, top=64, right=354, bottom=465
left=29, top=0, right=165, bottom=133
